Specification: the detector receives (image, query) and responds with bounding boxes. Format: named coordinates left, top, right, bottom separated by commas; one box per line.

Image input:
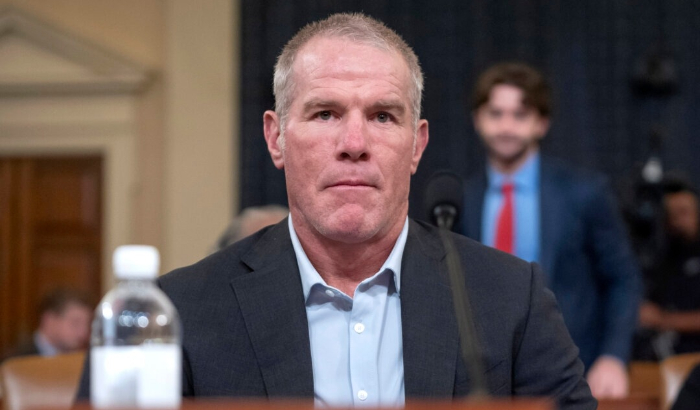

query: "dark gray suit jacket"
left=78, top=218, right=595, bottom=408
left=672, top=364, right=700, bottom=410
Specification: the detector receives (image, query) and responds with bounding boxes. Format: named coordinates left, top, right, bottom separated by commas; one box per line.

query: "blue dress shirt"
left=34, top=331, right=59, bottom=356
left=482, top=153, right=541, bottom=263
left=289, top=215, right=407, bottom=407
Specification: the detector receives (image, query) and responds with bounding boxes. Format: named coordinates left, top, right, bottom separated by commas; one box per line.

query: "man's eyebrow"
left=369, top=100, right=406, bottom=115
left=301, top=98, right=407, bottom=115
left=302, top=98, right=340, bottom=112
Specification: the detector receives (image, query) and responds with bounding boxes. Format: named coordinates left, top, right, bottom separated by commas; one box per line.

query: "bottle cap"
left=113, top=245, right=160, bottom=279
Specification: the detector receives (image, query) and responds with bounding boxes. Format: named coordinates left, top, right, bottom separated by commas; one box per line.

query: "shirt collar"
left=34, top=331, right=60, bottom=356
left=487, top=151, right=540, bottom=191
left=289, top=214, right=408, bottom=301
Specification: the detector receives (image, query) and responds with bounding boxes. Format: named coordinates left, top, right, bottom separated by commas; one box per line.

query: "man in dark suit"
left=78, top=14, right=594, bottom=408
left=459, top=62, right=641, bottom=399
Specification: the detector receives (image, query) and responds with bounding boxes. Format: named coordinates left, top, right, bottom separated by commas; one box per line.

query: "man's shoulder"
left=541, top=155, right=608, bottom=187
left=409, top=219, right=533, bottom=282
left=407, top=220, right=551, bottom=356
left=540, top=156, right=615, bottom=209
left=159, top=220, right=289, bottom=293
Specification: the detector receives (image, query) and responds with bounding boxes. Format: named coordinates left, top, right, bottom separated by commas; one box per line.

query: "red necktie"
left=495, top=182, right=514, bottom=254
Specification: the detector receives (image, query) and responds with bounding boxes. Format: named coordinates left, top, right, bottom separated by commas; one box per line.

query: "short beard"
left=486, top=143, right=531, bottom=167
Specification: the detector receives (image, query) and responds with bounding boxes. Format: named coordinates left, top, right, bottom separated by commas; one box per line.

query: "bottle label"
left=91, top=344, right=181, bottom=408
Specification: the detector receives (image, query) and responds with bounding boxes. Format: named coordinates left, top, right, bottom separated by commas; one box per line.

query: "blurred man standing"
left=460, top=62, right=641, bottom=399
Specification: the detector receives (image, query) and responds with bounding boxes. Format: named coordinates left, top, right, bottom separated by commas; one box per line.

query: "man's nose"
left=337, top=112, right=369, bottom=161
left=497, top=114, right=518, bottom=133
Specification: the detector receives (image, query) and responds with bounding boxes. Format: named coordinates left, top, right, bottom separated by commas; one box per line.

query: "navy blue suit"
left=460, top=156, right=642, bottom=368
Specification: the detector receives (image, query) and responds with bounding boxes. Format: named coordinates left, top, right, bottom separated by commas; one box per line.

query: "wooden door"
left=0, top=156, right=102, bottom=358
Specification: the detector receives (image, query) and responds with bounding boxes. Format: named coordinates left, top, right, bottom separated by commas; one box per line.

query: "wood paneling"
left=0, top=156, right=102, bottom=358
left=629, top=361, right=661, bottom=399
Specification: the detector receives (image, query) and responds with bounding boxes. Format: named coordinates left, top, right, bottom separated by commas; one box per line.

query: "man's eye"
left=377, top=113, right=390, bottom=123
left=487, top=110, right=501, bottom=119
left=318, top=111, right=332, bottom=120
left=514, top=112, right=529, bottom=121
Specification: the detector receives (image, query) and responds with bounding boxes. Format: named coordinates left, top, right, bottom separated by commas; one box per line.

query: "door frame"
left=0, top=98, right=136, bottom=291
left=0, top=9, right=148, bottom=291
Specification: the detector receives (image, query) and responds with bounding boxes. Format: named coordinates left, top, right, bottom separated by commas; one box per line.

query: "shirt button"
left=325, top=289, right=334, bottom=297
left=354, top=323, right=365, bottom=334
left=357, top=390, right=368, bottom=401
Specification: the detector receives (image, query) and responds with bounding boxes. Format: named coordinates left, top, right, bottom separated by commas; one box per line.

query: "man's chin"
left=316, top=223, right=377, bottom=244
left=489, top=148, right=531, bottom=166
left=311, top=212, right=381, bottom=244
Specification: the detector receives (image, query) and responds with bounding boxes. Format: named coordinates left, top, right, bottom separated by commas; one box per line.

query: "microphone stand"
left=435, top=210, right=488, bottom=398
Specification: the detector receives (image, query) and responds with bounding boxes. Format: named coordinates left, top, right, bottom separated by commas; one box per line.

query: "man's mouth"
left=329, top=180, right=374, bottom=188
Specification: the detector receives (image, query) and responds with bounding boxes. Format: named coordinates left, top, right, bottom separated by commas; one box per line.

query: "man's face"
left=665, top=191, right=700, bottom=241
left=44, top=303, right=92, bottom=352
left=473, top=84, right=549, bottom=167
left=264, top=37, right=428, bottom=244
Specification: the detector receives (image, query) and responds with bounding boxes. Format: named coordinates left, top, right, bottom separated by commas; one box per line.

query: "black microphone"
left=425, top=171, right=487, bottom=398
left=425, top=170, right=463, bottom=230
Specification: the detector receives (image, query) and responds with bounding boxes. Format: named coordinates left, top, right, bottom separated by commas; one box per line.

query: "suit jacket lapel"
left=463, top=172, right=487, bottom=240
left=401, top=220, right=461, bottom=397
left=539, top=158, right=564, bottom=285
left=231, top=221, right=314, bottom=398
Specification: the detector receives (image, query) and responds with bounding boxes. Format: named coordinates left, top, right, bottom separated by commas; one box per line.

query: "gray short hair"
left=273, top=13, right=424, bottom=133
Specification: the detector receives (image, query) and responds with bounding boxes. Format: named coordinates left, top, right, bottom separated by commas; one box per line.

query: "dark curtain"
left=239, top=0, right=700, bottom=221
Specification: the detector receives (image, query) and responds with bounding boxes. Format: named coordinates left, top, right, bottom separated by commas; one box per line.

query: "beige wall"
left=164, top=0, right=237, bottom=271
left=0, top=0, right=165, bottom=68
left=0, top=0, right=239, bottom=275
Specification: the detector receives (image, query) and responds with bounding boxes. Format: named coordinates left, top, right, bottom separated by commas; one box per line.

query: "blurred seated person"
left=4, top=288, right=93, bottom=359
left=211, top=205, right=289, bottom=252
left=639, top=179, right=700, bottom=358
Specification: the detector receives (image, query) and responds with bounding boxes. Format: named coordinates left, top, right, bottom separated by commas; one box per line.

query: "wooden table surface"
left=68, top=396, right=664, bottom=410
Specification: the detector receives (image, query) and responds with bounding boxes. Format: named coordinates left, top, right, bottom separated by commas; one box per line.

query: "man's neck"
left=291, top=216, right=405, bottom=297
left=489, top=147, right=539, bottom=175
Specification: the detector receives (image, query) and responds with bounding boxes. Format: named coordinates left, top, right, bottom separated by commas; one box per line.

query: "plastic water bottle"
left=90, top=245, right=182, bottom=408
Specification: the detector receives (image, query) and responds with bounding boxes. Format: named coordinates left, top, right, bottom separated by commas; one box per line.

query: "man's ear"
left=535, top=116, right=550, bottom=141
left=472, top=110, right=483, bottom=135
left=411, top=119, right=429, bottom=174
left=263, top=110, right=284, bottom=169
